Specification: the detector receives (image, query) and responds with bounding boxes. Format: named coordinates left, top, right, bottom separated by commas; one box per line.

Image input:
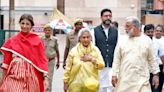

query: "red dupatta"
left=0, top=32, right=48, bottom=73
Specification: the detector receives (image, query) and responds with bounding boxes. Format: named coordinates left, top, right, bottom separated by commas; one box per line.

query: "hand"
left=80, top=54, right=92, bottom=62
left=64, top=82, right=68, bottom=92
left=63, top=63, right=66, bottom=69
left=152, top=74, right=159, bottom=89
left=49, top=57, right=55, bottom=61
left=44, top=78, right=49, bottom=91
left=56, top=62, right=60, bottom=69
left=112, top=76, right=118, bottom=87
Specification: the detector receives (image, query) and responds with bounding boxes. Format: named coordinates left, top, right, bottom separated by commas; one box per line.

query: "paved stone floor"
left=51, top=34, right=65, bottom=92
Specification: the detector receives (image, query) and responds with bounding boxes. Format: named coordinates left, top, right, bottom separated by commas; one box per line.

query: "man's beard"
left=103, top=19, right=111, bottom=26
left=127, top=29, right=134, bottom=38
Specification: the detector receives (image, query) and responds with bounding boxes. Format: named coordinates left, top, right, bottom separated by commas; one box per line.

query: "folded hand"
left=81, top=54, right=92, bottom=62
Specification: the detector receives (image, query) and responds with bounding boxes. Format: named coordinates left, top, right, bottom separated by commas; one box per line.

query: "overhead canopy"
left=50, top=8, right=73, bottom=25
left=49, top=19, right=72, bottom=33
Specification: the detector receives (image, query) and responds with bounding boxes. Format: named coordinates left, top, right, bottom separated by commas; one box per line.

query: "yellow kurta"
left=112, top=34, right=160, bottom=92
left=64, top=43, right=105, bottom=92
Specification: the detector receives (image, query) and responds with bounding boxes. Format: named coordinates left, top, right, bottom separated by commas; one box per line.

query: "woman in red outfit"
left=0, top=14, right=49, bottom=92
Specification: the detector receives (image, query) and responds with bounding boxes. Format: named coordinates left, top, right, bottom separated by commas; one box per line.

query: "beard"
left=103, top=19, right=111, bottom=26
left=127, top=29, right=134, bottom=38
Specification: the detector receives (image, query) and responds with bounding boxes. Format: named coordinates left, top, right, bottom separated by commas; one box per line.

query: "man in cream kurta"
left=112, top=16, right=160, bottom=92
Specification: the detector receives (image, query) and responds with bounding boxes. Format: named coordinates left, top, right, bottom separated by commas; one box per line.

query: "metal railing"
left=0, top=30, right=19, bottom=54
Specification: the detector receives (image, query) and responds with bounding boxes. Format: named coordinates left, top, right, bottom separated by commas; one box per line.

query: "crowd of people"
left=0, top=8, right=164, bottom=92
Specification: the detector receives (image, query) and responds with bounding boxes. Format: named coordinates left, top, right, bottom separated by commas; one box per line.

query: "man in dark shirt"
left=94, top=8, right=118, bottom=92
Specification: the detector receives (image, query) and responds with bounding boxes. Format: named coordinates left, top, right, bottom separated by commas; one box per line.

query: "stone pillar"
left=57, top=0, right=65, bottom=14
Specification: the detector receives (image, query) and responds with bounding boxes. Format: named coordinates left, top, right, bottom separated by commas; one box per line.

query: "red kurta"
left=0, top=32, right=48, bottom=92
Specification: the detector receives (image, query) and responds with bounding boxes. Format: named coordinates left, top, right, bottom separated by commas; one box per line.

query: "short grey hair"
left=155, top=24, right=164, bottom=32
left=78, top=28, right=92, bottom=42
left=126, top=16, right=141, bottom=28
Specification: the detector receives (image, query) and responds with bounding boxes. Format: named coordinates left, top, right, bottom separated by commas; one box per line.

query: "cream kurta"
left=112, top=34, right=160, bottom=92
left=64, top=43, right=105, bottom=92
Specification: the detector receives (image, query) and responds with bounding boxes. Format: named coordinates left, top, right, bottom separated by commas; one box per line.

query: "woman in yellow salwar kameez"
left=64, top=28, right=105, bottom=92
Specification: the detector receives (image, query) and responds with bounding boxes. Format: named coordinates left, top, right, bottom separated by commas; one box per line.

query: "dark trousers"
left=150, top=65, right=164, bottom=92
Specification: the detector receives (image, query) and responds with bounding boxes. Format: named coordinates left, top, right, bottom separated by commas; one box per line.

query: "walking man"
left=41, top=24, right=60, bottom=92
left=63, top=19, right=83, bottom=69
left=94, top=8, right=118, bottom=92
left=112, top=16, right=160, bottom=92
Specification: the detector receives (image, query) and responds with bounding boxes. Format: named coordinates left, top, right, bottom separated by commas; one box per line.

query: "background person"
left=63, top=19, right=83, bottom=69
left=153, top=24, right=164, bottom=92
left=144, top=24, right=164, bottom=92
left=41, top=24, right=60, bottom=92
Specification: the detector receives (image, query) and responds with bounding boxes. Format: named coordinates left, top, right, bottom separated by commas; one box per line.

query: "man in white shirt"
left=144, top=24, right=164, bottom=92
left=153, top=24, right=164, bottom=92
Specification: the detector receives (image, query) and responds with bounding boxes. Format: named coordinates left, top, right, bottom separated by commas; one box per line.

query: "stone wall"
left=65, top=0, right=141, bottom=34
left=1, top=0, right=141, bottom=33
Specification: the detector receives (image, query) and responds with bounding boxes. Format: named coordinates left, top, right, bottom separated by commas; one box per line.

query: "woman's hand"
left=81, top=54, right=92, bottom=62
left=44, top=77, right=49, bottom=92
left=64, top=82, right=68, bottom=92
